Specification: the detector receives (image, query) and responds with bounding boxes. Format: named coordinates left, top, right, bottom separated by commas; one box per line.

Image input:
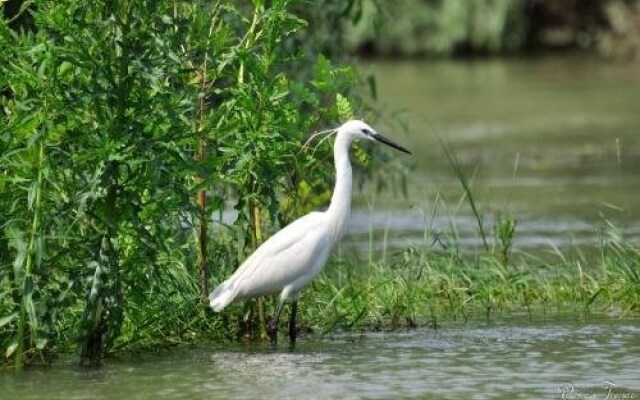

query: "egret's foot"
left=267, top=317, right=278, bottom=345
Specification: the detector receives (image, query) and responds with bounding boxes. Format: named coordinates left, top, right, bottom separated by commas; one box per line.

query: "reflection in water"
left=3, top=318, right=639, bottom=400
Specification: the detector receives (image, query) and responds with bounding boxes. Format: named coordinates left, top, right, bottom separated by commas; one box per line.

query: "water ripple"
left=3, top=318, right=638, bottom=400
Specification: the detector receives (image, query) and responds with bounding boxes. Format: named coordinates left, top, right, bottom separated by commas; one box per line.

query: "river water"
left=3, top=317, right=638, bottom=399
left=348, top=56, right=640, bottom=254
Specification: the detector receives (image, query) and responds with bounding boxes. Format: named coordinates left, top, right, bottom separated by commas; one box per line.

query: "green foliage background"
left=344, top=0, right=640, bottom=59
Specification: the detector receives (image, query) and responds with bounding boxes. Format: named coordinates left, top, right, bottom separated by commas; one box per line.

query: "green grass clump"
left=300, top=236, right=640, bottom=332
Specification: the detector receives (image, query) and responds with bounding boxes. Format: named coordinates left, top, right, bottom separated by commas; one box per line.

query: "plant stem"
left=441, top=141, right=489, bottom=252
left=15, top=141, right=45, bottom=371
left=197, top=64, right=209, bottom=300
left=249, top=200, right=267, bottom=339
left=238, top=3, right=260, bottom=85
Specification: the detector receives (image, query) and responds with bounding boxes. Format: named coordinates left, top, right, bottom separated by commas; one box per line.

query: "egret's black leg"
left=288, top=300, right=298, bottom=343
left=268, top=299, right=285, bottom=345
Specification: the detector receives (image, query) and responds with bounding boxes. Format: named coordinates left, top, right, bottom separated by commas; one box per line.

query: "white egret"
left=209, top=119, right=411, bottom=343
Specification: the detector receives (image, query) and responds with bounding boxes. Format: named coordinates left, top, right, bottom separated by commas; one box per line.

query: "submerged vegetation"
left=1, top=0, right=638, bottom=372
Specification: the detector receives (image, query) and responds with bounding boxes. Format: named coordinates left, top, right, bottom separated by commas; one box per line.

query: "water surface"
left=3, top=317, right=638, bottom=399
left=350, top=56, right=640, bottom=253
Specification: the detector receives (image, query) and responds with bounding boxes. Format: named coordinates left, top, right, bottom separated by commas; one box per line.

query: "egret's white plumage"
left=209, top=119, right=410, bottom=342
left=209, top=211, right=331, bottom=311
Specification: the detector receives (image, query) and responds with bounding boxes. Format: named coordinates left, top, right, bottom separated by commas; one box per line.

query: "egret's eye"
left=362, top=128, right=373, bottom=136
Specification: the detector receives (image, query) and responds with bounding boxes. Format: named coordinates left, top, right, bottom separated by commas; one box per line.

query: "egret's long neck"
left=326, top=132, right=352, bottom=242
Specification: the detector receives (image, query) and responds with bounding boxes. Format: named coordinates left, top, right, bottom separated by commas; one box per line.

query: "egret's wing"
left=229, top=212, right=323, bottom=276
left=226, top=212, right=331, bottom=298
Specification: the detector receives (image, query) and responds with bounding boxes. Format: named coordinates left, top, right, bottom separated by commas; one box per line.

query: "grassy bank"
left=305, top=237, right=640, bottom=333
left=1, top=213, right=638, bottom=364
left=97, top=225, right=640, bottom=352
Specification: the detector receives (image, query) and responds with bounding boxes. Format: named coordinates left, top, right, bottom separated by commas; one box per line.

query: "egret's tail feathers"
left=209, top=281, right=236, bottom=312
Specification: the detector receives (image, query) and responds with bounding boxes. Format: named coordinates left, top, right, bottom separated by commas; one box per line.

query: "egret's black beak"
left=373, top=133, right=412, bottom=155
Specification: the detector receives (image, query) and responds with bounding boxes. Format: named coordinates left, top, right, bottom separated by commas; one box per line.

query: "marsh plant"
left=303, top=224, right=640, bottom=331
left=0, top=0, right=370, bottom=368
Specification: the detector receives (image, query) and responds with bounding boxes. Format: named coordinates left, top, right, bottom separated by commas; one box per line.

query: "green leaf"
left=27, top=180, right=37, bottom=210
left=37, top=57, right=49, bottom=79
left=336, top=93, right=353, bottom=121
left=24, top=276, right=38, bottom=331
left=269, top=90, right=289, bottom=103
left=5, top=340, right=18, bottom=358
left=586, top=288, right=604, bottom=308
left=5, top=225, right=27, bottom=279
left=311, top=54, right=332, bottom=90
left=58, top=61, right=72, bottom=75
left=0, top=313, right=17, bottom=328
left=35, top=337, right=48, bottom=350
left=35, top=234, right=44, bottom=268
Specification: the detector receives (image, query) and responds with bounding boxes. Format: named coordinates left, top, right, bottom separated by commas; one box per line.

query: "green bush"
left=0, top=0, right=360, bottom=368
